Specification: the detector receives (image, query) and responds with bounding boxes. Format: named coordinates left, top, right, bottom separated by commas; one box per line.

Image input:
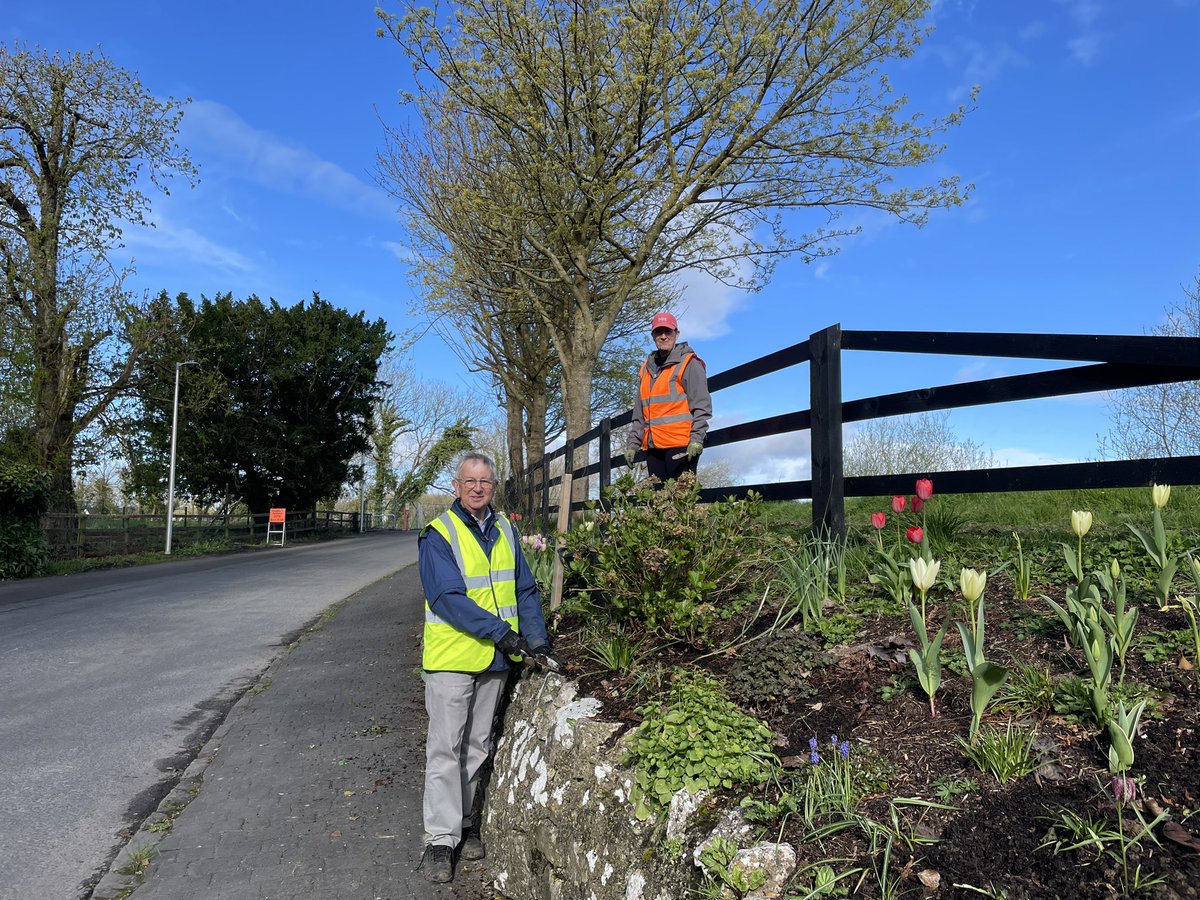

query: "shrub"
left=0, top=460, right=51, bottom=579
left=564, top=473, right=769, bottom=646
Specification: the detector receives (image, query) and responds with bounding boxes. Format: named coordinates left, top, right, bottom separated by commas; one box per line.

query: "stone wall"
left=483, top=671, right=797, bottom=900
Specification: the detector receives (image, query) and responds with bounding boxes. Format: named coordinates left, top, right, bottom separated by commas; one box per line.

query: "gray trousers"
left=422, top=669, right=508, bottom=848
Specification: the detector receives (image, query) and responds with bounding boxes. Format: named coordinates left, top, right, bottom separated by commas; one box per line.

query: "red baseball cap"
left=651, top=312, right=678, bottom=332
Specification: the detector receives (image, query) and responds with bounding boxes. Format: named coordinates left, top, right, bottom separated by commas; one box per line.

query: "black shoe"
left=459, top=826, right=486, bottom=861
left=422, top=844, right=453, bottom=883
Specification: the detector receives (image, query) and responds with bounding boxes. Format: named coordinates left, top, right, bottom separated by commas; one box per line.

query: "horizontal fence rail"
left=43, top=509, right=362, bottom=559
left=518, top=325, right=1200, bottom=536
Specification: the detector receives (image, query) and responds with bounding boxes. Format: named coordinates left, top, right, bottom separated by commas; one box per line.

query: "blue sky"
left=7, top=1, right=1199, bottom=486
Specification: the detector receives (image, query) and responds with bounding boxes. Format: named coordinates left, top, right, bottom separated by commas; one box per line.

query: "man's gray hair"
left=456, top=450, right=498, bottom=481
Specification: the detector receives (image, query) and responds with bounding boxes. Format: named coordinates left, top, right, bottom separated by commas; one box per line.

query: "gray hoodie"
left=627, top=340, right=712, bottom=453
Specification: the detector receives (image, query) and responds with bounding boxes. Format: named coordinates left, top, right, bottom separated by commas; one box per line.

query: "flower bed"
left=532, top=475, right=1200, bottom=898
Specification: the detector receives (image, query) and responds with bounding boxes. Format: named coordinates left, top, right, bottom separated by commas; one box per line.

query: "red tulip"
left=915, top=479, right=933, bottom=501
left=891, top=495, right=907, bottom=513
left=871, top=512, right=886, bottom=529
left=906, top=526, right=923, bottom=543
left=911, top=496, right=925, bottom=514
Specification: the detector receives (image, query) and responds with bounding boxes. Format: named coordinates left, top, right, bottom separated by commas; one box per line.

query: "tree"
left=377, top=107, right=654, bottom=486
left=363, top=352, right=478, bottom=523
left=123, top=293, right=391, bottom=513
left=379, top=0, right=971, bottom=478
left=844, top=411, right=994, bottom=477
left=0, top=44, right=196, bottom=509
left=1102, top=274, right=1200, bottom=459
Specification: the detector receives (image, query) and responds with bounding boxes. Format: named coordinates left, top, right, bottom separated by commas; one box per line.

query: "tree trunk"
left=559, top=353, right=597, bottom=507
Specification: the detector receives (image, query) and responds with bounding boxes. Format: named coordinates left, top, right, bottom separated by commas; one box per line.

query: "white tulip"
left=959, top=567, right=986, bottom=603
left=1070, top=510, right=1093, bottom=538
left=909, top=557, right=941, bottom=593
left=1152, top=484, right=1171, bottom=509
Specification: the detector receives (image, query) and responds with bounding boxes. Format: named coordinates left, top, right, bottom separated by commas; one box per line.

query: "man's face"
left=652, top=327, right=678, bottom=353
left=454, top=460, right=496, bottom=518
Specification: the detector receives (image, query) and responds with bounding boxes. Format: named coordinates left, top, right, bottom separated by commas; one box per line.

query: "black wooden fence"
left=520, top=324, right=1200, bottom=536
left=43, top=508, right=362, bottom=559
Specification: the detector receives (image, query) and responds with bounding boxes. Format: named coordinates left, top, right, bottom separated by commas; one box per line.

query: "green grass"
left=844, top=485, right=1200, bottom=535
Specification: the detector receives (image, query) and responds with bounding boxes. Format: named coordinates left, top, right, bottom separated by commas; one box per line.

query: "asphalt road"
left=0, top=532, right=418, bottom=900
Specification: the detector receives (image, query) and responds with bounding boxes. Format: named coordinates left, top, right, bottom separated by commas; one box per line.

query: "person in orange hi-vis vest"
left=627, top=312, right=713, bottom=487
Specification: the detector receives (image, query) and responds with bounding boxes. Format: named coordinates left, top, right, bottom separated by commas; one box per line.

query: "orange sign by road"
left=269, top=507, right=286, bottom=523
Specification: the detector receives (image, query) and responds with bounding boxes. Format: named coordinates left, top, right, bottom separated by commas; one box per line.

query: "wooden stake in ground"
left=549, top=472, right=572, bottom=611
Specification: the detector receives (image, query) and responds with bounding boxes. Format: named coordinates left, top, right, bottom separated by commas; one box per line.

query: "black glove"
left=495, top=630, right=534, bottom=659
left=527, top=644, right=564, bottom=674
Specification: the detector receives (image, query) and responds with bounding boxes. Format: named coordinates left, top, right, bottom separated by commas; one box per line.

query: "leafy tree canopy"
left=123, top=292, right=391, bottom=513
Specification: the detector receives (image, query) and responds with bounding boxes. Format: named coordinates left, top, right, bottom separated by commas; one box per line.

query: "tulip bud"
left=911, top=496, right=925, bottom=514
left=915, top=479, right=933, bottom=501
left=892, top=495, right=907, bottom=513
left=906, top=526, right=923, bottom=544
left=1070, top=510, right=1093, bottom=538
left=871, top=512, right=886, bottom=529
left=1152, top=483, right=1171, bottom=509
left=1111, top=559, right=1120, bottom=580
left=959, top=567, right=986, bottom=603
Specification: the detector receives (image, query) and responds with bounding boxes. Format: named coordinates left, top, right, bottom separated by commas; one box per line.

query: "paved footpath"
left=93, top=568, right=493, bottom=900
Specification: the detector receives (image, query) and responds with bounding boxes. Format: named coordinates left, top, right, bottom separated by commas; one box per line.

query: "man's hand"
left=495, top=630, right=534, bottom=659
left=528, top=644, right=564, bottom=673
left=687, top=441, right=703, bottom=460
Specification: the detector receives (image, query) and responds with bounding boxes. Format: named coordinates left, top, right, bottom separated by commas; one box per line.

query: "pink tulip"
left=871, top=512, right=886, bottom=529
left=915, top=479, right=933, bottom=501
left=891, top=495, right=907, bottom=513
left=911, top=496, right=925, bottom=514
left=906, top=526, right=923, bottom=544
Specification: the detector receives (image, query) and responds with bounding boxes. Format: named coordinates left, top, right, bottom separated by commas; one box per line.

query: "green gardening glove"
left=687, top=441, right=703, bottom=460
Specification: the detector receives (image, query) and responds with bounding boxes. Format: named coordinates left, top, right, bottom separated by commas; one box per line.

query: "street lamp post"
left=165, top=360, right=197, bottom=555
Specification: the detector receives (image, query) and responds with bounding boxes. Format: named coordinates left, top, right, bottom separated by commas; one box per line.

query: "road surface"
left=0, top=532, right=417, bottom=900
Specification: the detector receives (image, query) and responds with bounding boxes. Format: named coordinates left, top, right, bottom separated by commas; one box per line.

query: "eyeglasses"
left=456, top=478, right=497, bottom=489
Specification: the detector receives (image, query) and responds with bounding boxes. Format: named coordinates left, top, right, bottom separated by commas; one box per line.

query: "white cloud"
left=673, top=268, right=752, bottom=340
left=121, top=213, right=257, bottom=275
left=181, top=99, right=395, bottom=219
left=991, top=446, right=1083, bottom=467
left=1066, top=34, right=1101, bottom=64
left=1054, top=0, right=1103, bottom=64
left=379, top=240, right=415, bottom=265
left=930, top=37, right=1028, bottom=103
left=706, top=426, right=812, bottom=486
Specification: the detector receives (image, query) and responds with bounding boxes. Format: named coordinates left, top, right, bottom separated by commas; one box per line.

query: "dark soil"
left=550, top=570, right=1200, bottom=898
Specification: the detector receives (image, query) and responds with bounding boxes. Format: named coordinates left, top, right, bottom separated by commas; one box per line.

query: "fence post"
left=599, top=417, right=612, bottom=495
left=809, top=324, right=845, bottom=540
left=539, top=459, right=550, bottom=528
left=561, top=437, right=574, bottom=518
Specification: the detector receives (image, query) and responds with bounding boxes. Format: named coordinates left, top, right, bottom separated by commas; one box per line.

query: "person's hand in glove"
left=687, top=441, right=703, bottom=460
left=527, top=644, right=565, bottom=673
left=495, top=629, right=534, bottom=659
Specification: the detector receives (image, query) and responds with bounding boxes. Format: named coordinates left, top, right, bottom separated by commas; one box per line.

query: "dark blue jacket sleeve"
left=418, top=529, right=512, bottom=644
left=511, top=538, right=549, bottom=650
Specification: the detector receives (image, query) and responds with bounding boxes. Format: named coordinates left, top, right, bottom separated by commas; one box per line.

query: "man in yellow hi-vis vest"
left=416, top=450, right=557, bottom=884
left=627, top=311, right=713, bottom=486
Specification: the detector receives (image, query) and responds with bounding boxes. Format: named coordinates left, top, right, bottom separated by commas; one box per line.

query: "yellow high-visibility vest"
left=423, top=510, right=520, bottom=672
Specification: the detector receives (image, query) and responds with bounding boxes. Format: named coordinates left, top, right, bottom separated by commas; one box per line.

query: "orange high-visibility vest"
left=639, top=353, right=697, bottom=450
